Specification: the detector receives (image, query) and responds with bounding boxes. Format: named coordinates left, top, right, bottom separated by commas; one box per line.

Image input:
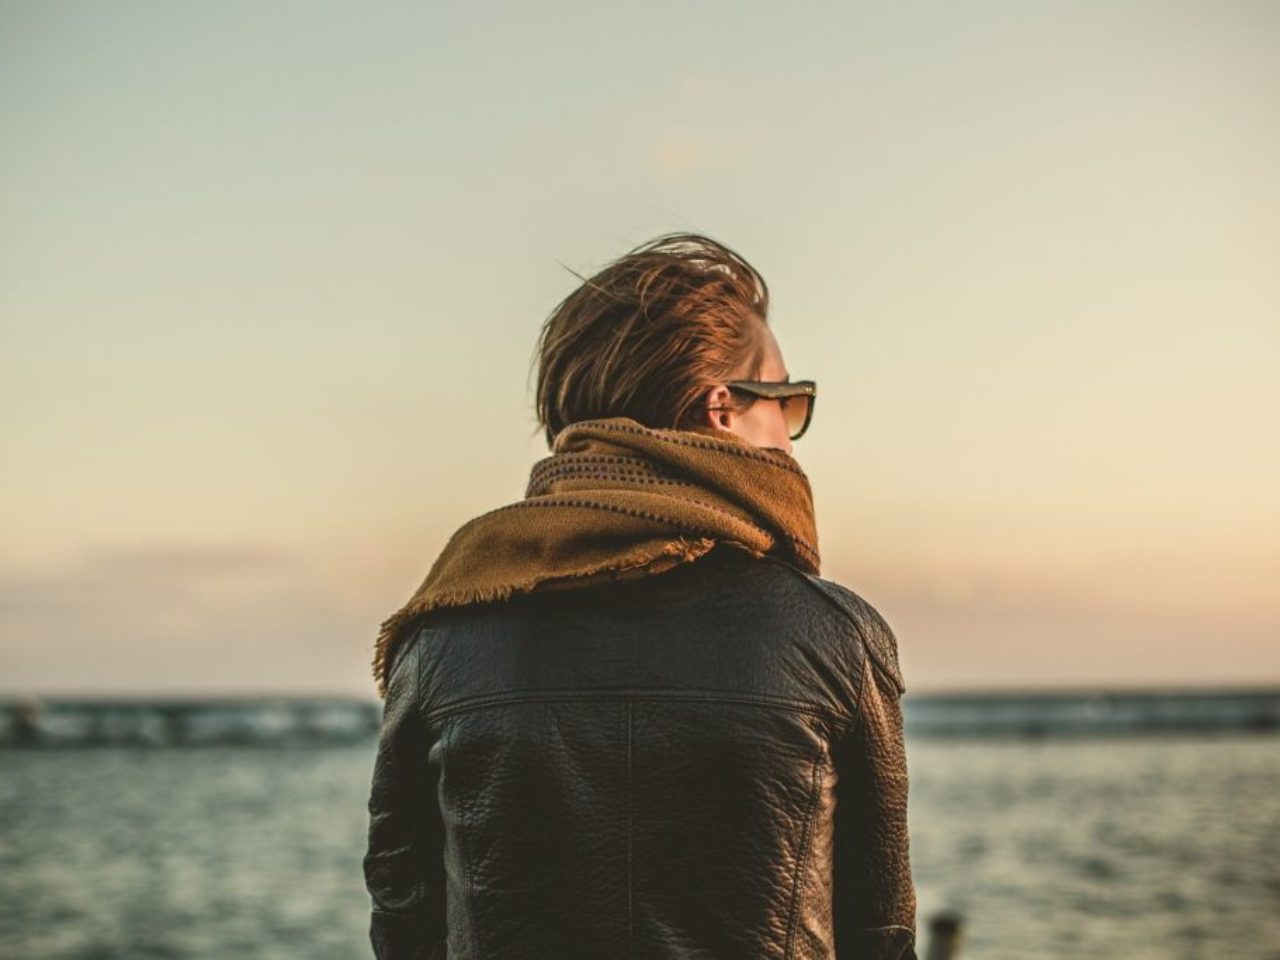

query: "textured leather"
left=364, top=542, right=917, bottom=959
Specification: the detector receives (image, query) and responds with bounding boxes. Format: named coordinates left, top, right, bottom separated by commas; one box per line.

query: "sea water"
left=1, top=724, right=1276, bottom=958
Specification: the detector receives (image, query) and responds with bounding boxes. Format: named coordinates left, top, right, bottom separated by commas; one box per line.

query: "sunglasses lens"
left=783, top=394, right=811, bottom=439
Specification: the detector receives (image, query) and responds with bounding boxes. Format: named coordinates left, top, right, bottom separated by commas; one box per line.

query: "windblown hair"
left=530, top=232, right=771, bottom=449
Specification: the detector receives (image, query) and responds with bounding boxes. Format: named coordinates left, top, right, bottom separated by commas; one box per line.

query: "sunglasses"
left=719, top=379, right=817, bottom=440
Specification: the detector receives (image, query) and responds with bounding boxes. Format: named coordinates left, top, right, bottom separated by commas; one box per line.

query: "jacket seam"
left=443, top=719, right=481, bottom=954
left=414, top=647, right=429, bottom=927
left=783, top=752, right=825, bottom=958
left=762, top=557, right=905, bottom=696
left=422, top=689, right=850, bottom=728
left=852, top=647, right=870, bottom=720
left=626, top=699, right=634, bottom=957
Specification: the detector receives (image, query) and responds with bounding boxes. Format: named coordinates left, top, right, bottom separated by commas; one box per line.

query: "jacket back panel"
left=369, top=544, right=911, bottom=959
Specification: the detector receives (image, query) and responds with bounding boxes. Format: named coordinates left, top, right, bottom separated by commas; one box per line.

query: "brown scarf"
left=372, top=415, right=820, bottom=698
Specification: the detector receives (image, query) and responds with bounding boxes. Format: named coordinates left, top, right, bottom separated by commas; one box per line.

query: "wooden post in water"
left=9, top=698, right=40, bottom=745
left=924, top=909, right=965, bottom=960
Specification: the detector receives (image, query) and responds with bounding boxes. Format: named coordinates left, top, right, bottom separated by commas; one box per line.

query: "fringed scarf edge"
left=371, top=534, right=725, bottom=699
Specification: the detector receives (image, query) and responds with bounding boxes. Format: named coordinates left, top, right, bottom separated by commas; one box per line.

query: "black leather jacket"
left=363, top=542, right=917, bottom=959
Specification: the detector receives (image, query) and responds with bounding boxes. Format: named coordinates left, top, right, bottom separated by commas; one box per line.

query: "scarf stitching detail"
left=527, top=465, right=686, bottom=490
left=560, top=420, right=809, bottom=478
left=478, top=496, right=776, bottom=541
left=530, top=475, right=708, bottom=494
left=372, top=416, right=819, bottom=698
left=528, top=455, right=670, bottom=481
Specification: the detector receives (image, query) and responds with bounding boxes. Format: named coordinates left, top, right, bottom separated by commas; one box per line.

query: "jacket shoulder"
left=789, top=570, right=906, bottom=696
left=697, top=547, right=906, bottom=696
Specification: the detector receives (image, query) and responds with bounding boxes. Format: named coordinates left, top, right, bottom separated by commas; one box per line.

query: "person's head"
left=531, top=232, right=810, bottom=455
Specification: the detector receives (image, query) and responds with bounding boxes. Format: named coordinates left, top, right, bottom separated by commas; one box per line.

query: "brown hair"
left=530, top=232, right=771, bottom=448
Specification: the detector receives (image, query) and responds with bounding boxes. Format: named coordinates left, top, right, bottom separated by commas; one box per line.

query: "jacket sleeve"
left=831, top=653, right=918, bottom=960
left=363, top=627, right=448, bottom=959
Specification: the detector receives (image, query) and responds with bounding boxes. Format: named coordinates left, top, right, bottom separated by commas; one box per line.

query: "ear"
left=700, top=383, right=735, bottom=430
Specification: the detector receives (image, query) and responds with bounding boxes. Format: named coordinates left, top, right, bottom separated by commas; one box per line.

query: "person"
left=362, top=232, right=918, bottom=959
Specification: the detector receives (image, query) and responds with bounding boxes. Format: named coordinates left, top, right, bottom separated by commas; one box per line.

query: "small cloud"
left=654, top=135, right=702, bottom=174
left=677, top=72, right=715, bottom=98
left=82, top=544, right=297, bottom=580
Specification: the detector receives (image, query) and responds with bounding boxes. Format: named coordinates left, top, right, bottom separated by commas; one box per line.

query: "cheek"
left=747, top=403, right=775, bottom=430
left=747, top=403, right=786, bottom=438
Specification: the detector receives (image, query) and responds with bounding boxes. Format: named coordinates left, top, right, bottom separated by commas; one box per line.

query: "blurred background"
left=1, top=1, right=1276, bottom=958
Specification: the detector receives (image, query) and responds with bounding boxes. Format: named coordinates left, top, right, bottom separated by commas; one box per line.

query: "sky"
left=1, top=0, right=1276, bottom=698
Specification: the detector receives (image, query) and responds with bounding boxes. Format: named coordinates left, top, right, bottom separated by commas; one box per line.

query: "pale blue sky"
left=1, top=1, right=1276, bottom=696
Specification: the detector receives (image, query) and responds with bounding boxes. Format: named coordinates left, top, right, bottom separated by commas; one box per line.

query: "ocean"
left=1, top=694, right=1277, bottom=959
